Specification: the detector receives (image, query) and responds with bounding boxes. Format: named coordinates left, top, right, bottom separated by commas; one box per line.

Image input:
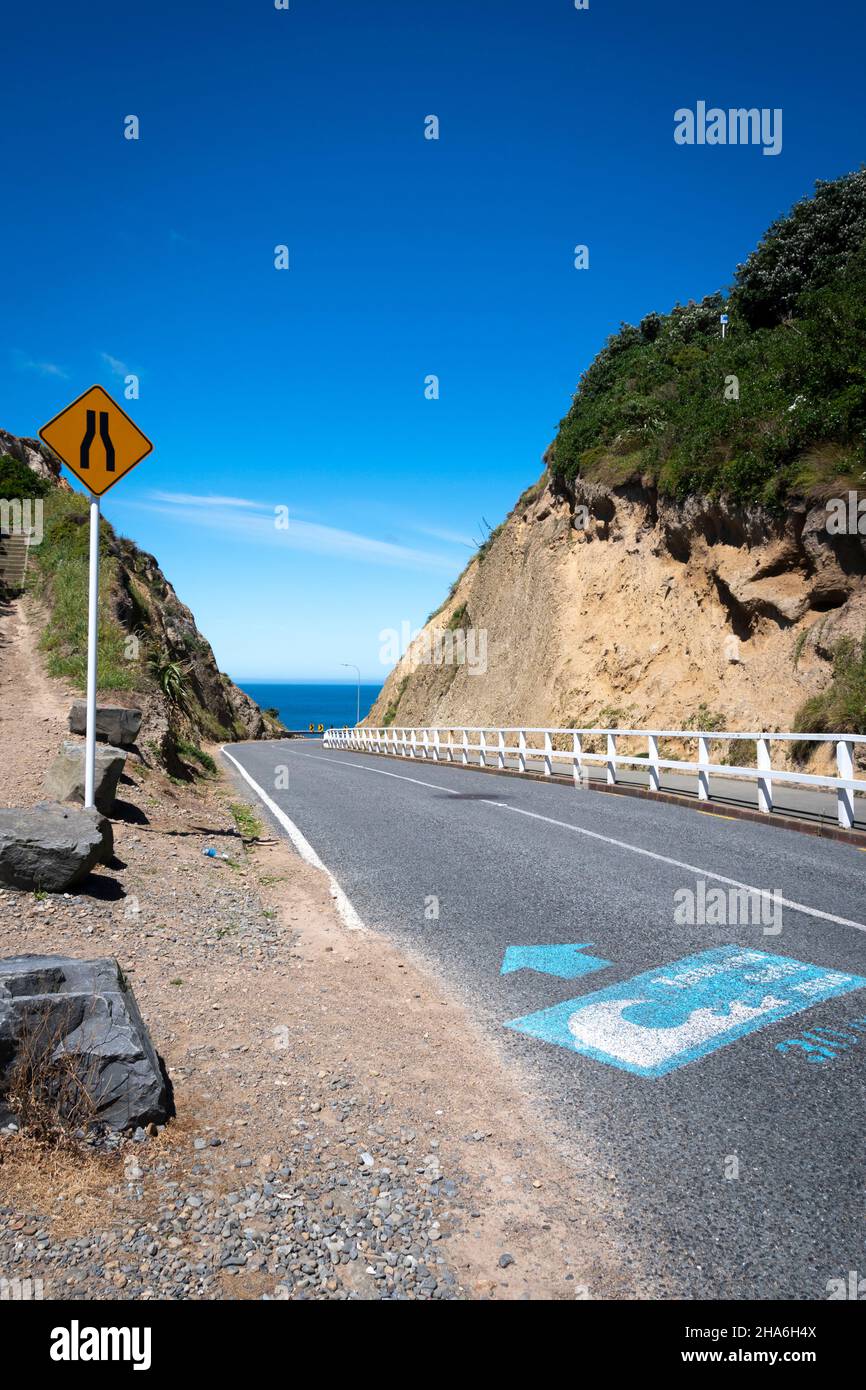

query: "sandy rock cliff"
left=367, top=472, right=866, bottom=737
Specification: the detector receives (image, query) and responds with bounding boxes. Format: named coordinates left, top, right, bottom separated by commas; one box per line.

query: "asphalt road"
left=224, top=738, right=866, bottom=1300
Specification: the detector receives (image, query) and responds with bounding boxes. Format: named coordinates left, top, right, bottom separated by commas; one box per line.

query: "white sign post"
left=84, top=494, right=100, bottom=809
left=38, top=386, right=154, bottom=810
left=720, top=312, right=729, bottom=340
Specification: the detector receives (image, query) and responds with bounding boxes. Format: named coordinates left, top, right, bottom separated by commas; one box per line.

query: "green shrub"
left=175, top=740, right=217, bottom=777
left=447, top=603, right=468, bottom=631
left=550, top=170, right=866, bottom=507
left=0, top=454, right=50, bottom=499
left=732, top=169, right=866, bottom=328
left=792, top=633, right=866, bottom=760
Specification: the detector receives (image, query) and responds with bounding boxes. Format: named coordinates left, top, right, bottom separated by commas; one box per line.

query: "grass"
left=228, top=800, right=263, bottom=840
left=792, top=633, right=866, bottom=760
left=27, top=491, right=143, bottom=691
left=682, top=704, right=728, bottom=733
left=175, top=739, right=218, bottom=777
left=382, top=674, right=410, bottom=727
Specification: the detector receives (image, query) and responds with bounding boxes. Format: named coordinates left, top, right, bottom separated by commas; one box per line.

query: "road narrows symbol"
left=40, top=384, right=151, bottom=496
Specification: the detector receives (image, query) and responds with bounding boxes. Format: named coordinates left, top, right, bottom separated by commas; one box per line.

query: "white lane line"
left=291, top=750, right=461, bottom=795
left=277, top=746, right=866, bottom=935
left=482, top=800, right=866, bottom=935
left=220, top=747, right=366, bottom=933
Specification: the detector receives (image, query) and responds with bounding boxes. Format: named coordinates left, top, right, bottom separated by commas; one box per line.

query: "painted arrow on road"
left=500, top=943, right=610, bottom=980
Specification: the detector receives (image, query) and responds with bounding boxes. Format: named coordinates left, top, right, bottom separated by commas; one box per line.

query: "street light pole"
left=341, top=663, right=361, bottom=726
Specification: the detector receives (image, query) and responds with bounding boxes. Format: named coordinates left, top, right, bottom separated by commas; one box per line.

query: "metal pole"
left=84, top=494, right=100, bottom=809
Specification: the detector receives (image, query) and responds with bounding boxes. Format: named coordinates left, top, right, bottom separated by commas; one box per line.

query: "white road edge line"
left=482, top=799, right=866, bottom=935
left=220, top=747, right=366, bottom=933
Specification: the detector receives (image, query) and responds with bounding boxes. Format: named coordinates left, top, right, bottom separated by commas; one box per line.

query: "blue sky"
left=3, top=0, right=865, bottom=681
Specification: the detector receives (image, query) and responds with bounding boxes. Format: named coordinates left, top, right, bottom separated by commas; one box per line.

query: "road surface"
left=224, top=738, right=866, bottom=1300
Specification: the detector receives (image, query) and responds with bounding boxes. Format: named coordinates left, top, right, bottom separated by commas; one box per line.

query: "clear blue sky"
left=3, top=0, right=864, bottom=681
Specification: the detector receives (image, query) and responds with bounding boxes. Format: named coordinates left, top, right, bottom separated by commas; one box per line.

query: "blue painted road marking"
left=505, top=946, right=866, bottom=1077
left=500, top=943, right=610, bottom=980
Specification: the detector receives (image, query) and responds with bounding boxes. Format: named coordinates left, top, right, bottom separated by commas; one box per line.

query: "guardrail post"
left=648, top=734, right=660, bottom=792
left=461, top=729, right=468, bottom=764
left=433, top=729, right=440, bottom=762
left=573, top=732, right=583, bottom=788
left=518, top=729, right=526, bottom=774
left=697, top=736, right=710, bottom=801
left=410, top=731, right=417, bottom=759
left=543, top=731, right=553, bottom=777
left=422, top=730, right=430, bottom=759
left=606, top=733, right=617, bottom=785
left=447, top=730, right=454, bottom=763
left=479, top=730, right=487, bottom=767
left=498, top=730, right=506, bottom=770
left=756, top=736, right=772, bottom=814
left=837, top=739, right=855, bottom=830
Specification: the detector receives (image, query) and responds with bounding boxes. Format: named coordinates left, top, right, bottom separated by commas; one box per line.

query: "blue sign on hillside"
left=505, top=946, right=866, bottom=1077
left=501, top=943, right=610, bottom=980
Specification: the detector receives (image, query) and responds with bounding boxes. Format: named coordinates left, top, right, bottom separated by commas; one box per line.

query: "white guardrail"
left=322, top=726, right=866, bottom=830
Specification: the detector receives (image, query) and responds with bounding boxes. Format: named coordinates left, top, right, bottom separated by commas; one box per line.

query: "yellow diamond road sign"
left=39, top=385, right=153, bottom=496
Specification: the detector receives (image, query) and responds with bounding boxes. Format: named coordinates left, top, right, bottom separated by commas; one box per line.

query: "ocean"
left=236, top=682, right=383, bottom=732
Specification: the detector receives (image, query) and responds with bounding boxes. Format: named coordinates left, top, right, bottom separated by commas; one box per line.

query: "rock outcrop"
left=68, top=701, right=142, bottom=748
left=0, top=954, right=170, bottom=1132
left=0, top=429, right=69, bottom=491
left=1, top=425, right=286, bottom=768
left=43, top=740, right=127, bottom=816
left=0, top=803, right=112, bottom=891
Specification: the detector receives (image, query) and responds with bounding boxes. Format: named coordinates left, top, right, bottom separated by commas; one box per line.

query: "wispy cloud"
left=117, top=491, right=457, bottom=573
left=149, top=490, right=266, bottom=510
left=412, top=522, right=477, bottom=548
left=12, top=350, right=69, bottom=379
left=100, top=352, right=128, bottom=377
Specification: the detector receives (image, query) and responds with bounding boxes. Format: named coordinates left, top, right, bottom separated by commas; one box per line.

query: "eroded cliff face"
left=366, top=473, right=866, bottom=737
left=3, top=426, right=283, bottom=767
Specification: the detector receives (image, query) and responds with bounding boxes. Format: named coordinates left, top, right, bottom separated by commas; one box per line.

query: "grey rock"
left=0, top=802, right=113, bottom=891
left=0, top=954, right=170, bottom=1131
left=68, top=702, right=142, bottom=748
left=43, top=740, right=127, bottom=816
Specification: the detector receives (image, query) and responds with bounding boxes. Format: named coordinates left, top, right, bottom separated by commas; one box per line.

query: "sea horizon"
left=236, top=680, right=383, bottom=731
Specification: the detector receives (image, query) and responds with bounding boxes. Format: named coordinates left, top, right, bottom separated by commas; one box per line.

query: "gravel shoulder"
left=0, top=596, right=626, bottom=1300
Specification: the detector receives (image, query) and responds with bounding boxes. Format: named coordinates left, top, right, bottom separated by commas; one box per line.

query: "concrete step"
left=0, top=534, right=30, bottom=589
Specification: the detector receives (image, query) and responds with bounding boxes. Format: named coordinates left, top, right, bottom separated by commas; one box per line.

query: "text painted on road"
left=776, top=1015, right=866, bottom=1064
left=505, top=946, right=866, bottom=1077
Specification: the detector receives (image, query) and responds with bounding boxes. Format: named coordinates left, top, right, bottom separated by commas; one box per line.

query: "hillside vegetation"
left=550, top=169, right=866, bottom=506
left=372, top=171, right=866, bottom=747
left=13, top=470, right=285, bottom=775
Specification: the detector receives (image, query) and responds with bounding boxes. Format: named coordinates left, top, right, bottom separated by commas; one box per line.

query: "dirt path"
left=0, top=607, right=633, bottom=1300
left=0, top=595, right=72, bottom=807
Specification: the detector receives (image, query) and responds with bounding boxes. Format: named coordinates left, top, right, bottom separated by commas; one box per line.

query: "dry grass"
left=3, top=1005, right=101, bottom=1150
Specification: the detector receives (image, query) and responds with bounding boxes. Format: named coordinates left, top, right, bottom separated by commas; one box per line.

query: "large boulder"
left=0, top=955, right=170, bottom=1132
left=0, top=802, right=112, bottom=892
left=43, top=740, right=127, bottom=816
left=68, top=701, right=142, bottom=748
